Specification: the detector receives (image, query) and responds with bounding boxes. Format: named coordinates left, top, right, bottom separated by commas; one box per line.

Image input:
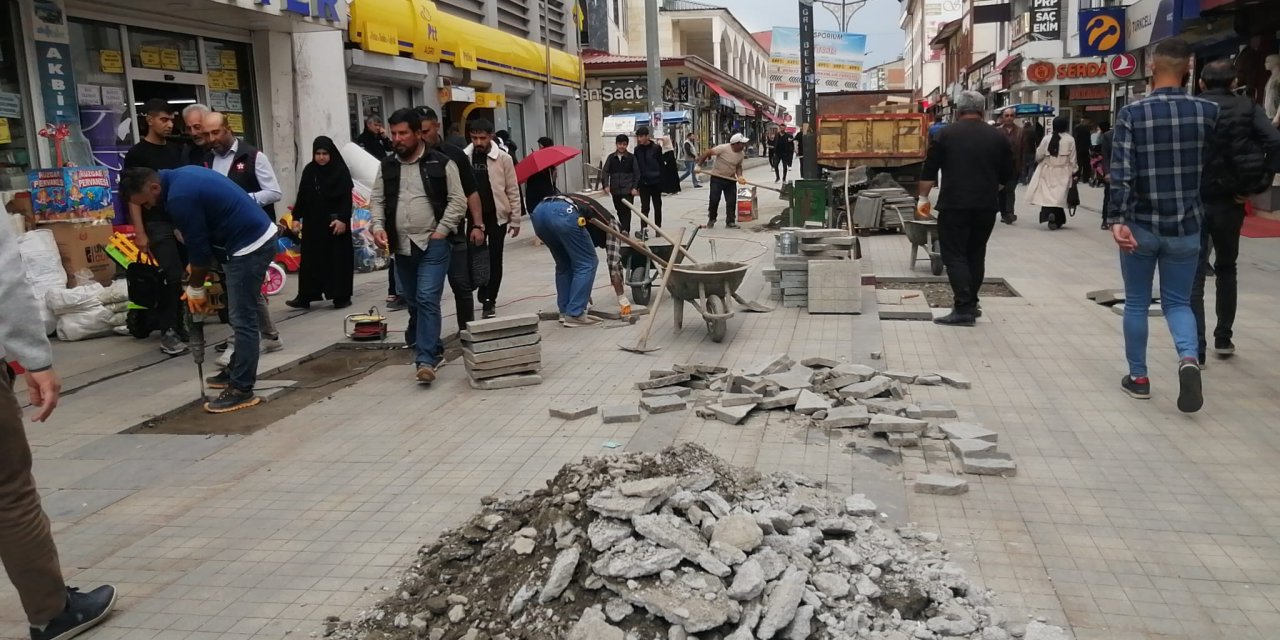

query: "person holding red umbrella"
left=522, top=137, right=559, bottom=212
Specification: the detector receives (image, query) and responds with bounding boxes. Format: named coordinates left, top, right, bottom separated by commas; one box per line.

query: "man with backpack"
left=1192, top=59, right=1280, bottom=364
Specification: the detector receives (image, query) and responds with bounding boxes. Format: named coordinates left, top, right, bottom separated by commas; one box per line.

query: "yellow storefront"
left=345, top=0, right=584, bottom=188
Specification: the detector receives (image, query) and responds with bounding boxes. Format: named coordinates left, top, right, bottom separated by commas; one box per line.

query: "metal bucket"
left=776, top=228, right=799, bottom=255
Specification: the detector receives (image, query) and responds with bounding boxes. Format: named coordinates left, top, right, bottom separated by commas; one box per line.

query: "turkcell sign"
left=252, top=0, right=342, bottom=22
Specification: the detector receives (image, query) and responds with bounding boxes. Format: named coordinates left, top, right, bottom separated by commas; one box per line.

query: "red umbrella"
left=515, top=145, right=582, bottom=184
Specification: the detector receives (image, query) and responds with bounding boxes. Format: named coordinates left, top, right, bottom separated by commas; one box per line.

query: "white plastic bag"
left=46, top=283, right=105, bottom=316
left=97, top=280, right=129, bottom=305
left=17, top=229, right=66, bottom=336
left=56, top=305, right=117, bottom=341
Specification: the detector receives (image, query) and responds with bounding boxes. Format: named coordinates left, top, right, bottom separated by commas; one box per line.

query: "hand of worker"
left=184, top=285, right=212, bottom=315
left=737, top=176, right=748, bottom=185
left=24, top=369, right=61, bottom=423
left=134, top=232, right=150, bottom=253
left=509, top=226, right=521, bottom=238
left=469, top=227, right=486, bottom=246
left=373, top=229, right=388, bottom=247
left=618, top=295, right=632, bottom=315
left=1111, top=223, right=1138, bottom=253
left=330, top=220, right=346, bottom=235
left=430, top=231, right=448, bottom=242
left=915, top=199, right=933, bottom=219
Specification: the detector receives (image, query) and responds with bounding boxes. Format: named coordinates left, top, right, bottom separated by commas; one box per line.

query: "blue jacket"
left=160, top=166, right=273, bottom=267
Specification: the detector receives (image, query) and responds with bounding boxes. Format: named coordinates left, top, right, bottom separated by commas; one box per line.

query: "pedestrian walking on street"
left=1098, top=122, right=1115, bottom=230
left=123, top=98, right=190, bottom=355
left=370, top=108, right=468, bottom=384
left=286, top=136, right=355, bottom=310
left=765, top=128, right=780, bottom=182
left=917, top=91, right=1013, bottom=327
left=1192, top=59, right=1280, bottom=363
left=1106, top=38, right=1219, bottom=413
left=464, top=119, right=523, bottom=320
left=602, top=134, right=640, bottom=233
left=529, top=194, right=628, bottom=327
left=632, top=126, right=665, bottom=236
left=775, top=129, right=795, bottom=183
left=202, top=111, right=284, bottom=365
left=1073, top=116, right=1094, bottom=182
left=697, top=133, right=750, bottom=228
left=679, top=133, right=702, bottom=187
left=355, top=116, right=393, bottom=159
left=121, top=166, right=280, bottom=413
left=0, top=225, right=118, bottom=640
left=1027, top=116, right=1077, bottom=230
left=996, top=108, right=1027, bottom=224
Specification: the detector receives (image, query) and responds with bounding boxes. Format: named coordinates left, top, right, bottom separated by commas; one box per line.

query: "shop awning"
left=348, top=0, right=581, bottom=86
left=764, top=111, right=785, bottom=125
left=613, top=110, right=694, bottom=125
left=995, top=54, right=1023, bottom=72
left=703, top=78, right=754, bottom=115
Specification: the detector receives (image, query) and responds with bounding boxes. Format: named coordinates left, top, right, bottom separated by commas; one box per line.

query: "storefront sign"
left=1011, top=13, right=1030, bottom=46
left=76, top=84, right=102, bottom=106
left=583, top=80, right=646, bottom=104
left=1068, top=85, right=1110, bottom=100
left=35, top=41, right=77, bottom=124
left=439, top=86, right=476, bottom=103
left=677, top=77, right=690, bottom=103
left=1025, top=57, right=1113, bottom=86
left=251, top=0, right=343, bottom=22
left=1109, top=53, right=1138, bottom=79
left=140, top=46, right=162, bottom=69
left=29, top=0, right=69, bottom=44
left=160, top=48, right=181, bottom=71
left=1079, top=7, right=1125, bottom=56
left=98, top=50, right=124, bottom=74
left=0, top=91, right=21, bottom=118
left=1031, top=0, right=1061, bottom=42
left=1126, top=0, right=1180, bottom=50
left=180, top=50, right=200, bottom=72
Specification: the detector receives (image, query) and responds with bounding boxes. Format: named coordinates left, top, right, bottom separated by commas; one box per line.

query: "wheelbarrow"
left=894, top=206, right=944, bottom=276
left=667, top=261, right=753, bottom=343
left=622, top=227, right=699, bottom=306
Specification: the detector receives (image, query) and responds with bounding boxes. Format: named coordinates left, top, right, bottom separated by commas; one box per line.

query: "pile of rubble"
left=328, top=444, right=1064, bottom=640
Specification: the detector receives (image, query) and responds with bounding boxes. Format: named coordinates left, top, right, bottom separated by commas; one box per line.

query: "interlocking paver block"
left=463, top=332, right=541, bottom=353
left=938, top=422, right=998, bottom=443
left=838, top=376, right=894, bottom=400
left=719, top=392, right=764, bottom=407
left=763, top=367, right=815, bottom=390
left=960, top=453, right=1017, bottom=476
left=794, top=390, right=832, bottom=414
left=704, top=403, right=754, bottom=425
left=463, top=344, right=541, bottom=365
left=465, top=314, right=540, bottom=336
left=913, top=474, right=970, bottom=496
left=757, top=388, right=803, bottom=410
left=602, top=405, right=642, bottom=423
left=640, top=396, right=688, bottom=414
left=915, top=401, right=958, bottom=419
left=822, top=405, right=871, bottom=428
left=867, top=414, right=928, bottom=434
left=948, top=438, right=997, bottom=457
left=469, top=373, right=542, bottom=389
left=933, top=371, right=972, bottom=389
left=635, top=373, right=692, bottom=390
left=641, top=386, right=694, bottom=398
left=549, top=405, right=598, bottom=420
left=466, top=361, right=542, bottom=379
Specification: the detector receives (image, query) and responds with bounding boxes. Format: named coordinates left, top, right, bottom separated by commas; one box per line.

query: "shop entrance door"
left=131, top=80, right=203, bottom=142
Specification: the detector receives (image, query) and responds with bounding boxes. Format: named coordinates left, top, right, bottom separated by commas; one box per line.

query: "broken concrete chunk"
left=783, top=604, right=815, bottom=640
left=726, top=558, right=766, bottom=600
left=641, top=395, right=688, bottom=414
left=913, top=474, right=970, bottom=496
left=649, top=369, right=678, bottom=379
left=587, top=490, right=666, bottom=519
left=913, top=374, right=944, bottom=386
left=632, top=514, right=730, bottom=577
left=838, top=376, right=895, bottom=399
left=814, top=373, right=865, bottom=393
left=619, top=476, right=682, bottom=499
left=699, top=491, right=732, bottom=518
left=948, top=438, right=998, bottom=458
left=719, top=392, right=764, bottom=407
left=763, top=366, right=816, bottom=390
left=933, top=370, right=972, bottom=389
left=822, top=405, right=872, bottom=428
left=794, top=390, right=833, bottom=414
left=603, top=598, right=634, bottom=623
left=858, top=398, right=913, bottom=415
left=602, top=404, right=643, bottom=424
left=745, top=353, right=797, bottom=376
left=801, top=357, right=841, bottom=368
left=882, top=371, right=919, bottom=383
left=705, top=403, right=754, bottom=425
left=1024, top=621, right=1073, bottom=640
left=844, top=494, right=878, bottom=517
left=592, top=541, right=685, bottom=578
left=867, top=413, right=929, bottom=434
left=886, top=432, right=919, bottom=448
left=587, top=518, right=634, bottom=551
left=606, top=574, right=732, bottom=633
left=642, top=386, right=695, bottom=398
left=673, top=363, right=729, bottom=376
left=757, top=388, right=803, bottom=410
left=916, top=401, right=958, bottom=418
left=938, top=422, right=998, bottom=443
left=636, top=373, right=693, bottom=390
left=757, top=567, right=809, bottom=639
left=550, top=405, right=598, bottom=420
left=960, top=453, right=1018, bottom=476
left=538, top=548, right=580, bottom=603
left=710, top=514, right=764, bottom=552
left=812, top=572, right=851, bottom=599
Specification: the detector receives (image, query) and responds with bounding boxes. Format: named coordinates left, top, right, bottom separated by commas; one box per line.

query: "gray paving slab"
left=41, top=489, right=134, bottom=522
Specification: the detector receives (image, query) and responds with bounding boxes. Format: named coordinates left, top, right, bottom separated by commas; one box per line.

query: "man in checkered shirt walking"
left=1105, top=38, right=1218, bottom=413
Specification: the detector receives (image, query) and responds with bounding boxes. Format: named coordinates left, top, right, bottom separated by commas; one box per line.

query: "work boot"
left=482, top=302, right=497, bottom=319
left=30, top=585, right=117, bottom=640
left=159, top=330, right=188, bottom=356
left=415, top=364, right=437, bottom=384
left=1120, top=375, right=1151, bottom=400
left=932, top=311, right=976, bottom=327
left=204, top=387, right=261, bottom=413
left=1177, top=357, right=1203, bottom=414
left=205, top=370, right=231, bottom=389
left=561, top=314, right=602, bottom=328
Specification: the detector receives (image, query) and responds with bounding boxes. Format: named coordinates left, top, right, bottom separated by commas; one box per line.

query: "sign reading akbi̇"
left=1109, top=53, right=1138, bottom=79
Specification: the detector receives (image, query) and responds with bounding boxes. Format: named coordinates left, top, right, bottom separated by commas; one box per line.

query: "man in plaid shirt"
left=1105, top=38, right=1218, bottom=413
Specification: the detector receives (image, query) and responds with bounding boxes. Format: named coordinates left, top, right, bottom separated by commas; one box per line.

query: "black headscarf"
left=302, top=136, right=354, bottom=201
left=1047, top=116, right=1070, bottom=157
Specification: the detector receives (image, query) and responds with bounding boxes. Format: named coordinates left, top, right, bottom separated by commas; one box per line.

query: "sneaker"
left=261, top=336, right=283, bottom=353
left=112, top=326, right=131, bottom=336
left=726, top=221, right=739, bottom=229
left=215, top=344, right=234, bottom=368
left=332, top=299, right=352, bottom=309
left=932, top=311, right=976, bottom=327
left=1213, top=338, right=1235, bottom=357
left=705, top=221, right=716, bottom=229
left=1120, top=375, right=1151, bottom=400
left=159, top=331, right=189, bottom=356
left=204, top=387, right=261, bottom=413
left=205, top=370, right=231, bottom=389
left=284, top=298, right=311, bottom=310
left=30, top=585, right=117, bottom=640
left=1177, top=357, right=1203, bottom=413
left=561, top=314, right=602, bottom=328
left=415, top=364, right=437, bottom=384
left=386, top=296, right=408, bottom=312
left=482, top=302, right=497, bottom=319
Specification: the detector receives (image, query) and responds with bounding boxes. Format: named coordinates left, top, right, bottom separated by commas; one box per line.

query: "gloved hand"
left=184, top=285, right=212, bottom=315
left=915, top=199, right=933, bottom=219
left=737, top=176, right=748, bottom=185
left=618, top=295, right=632, bottom=316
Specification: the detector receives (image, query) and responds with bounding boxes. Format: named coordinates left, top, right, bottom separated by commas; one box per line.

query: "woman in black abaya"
left=286, top=136, right=355, bottom=309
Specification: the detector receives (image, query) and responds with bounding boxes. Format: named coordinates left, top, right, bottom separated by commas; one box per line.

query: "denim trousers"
left=1118, top=224, right=1200, bottom=377
left=224, top=238, right=277, bottom=391
left=680, top=160, right=701, bottom=186
left=395, top=239, right=451, bottom=368
left=530, top=199, right=598, bottom=317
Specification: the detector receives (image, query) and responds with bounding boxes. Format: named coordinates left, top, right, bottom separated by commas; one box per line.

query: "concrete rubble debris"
left=913, top=474, right=971, bottom=496
left=939, top=422, right=999, bottom=443
left=1024, top=620, right=1073, bottom=640
left=916, top=401, right=959, bottom=418
left=745, top=353, right=797, bottom=377
left=764, top=366, right=816, bottom=390
left=641, top=395, right=689, bottom=414
left=719, top=392, right=765, bottom=407
left=949, top=439, right=998, bottom=458
left=794, top=389, right=833, bottom=414
left=823, top=405, right=872, bottom=428
left=333, top=443, right=1044, bottom=640
left=960, top=453, right=1018, bottom=476
left=701, top=403, right=755, bottom=425
left=839, top=376, right=895, bottom=400
left=549, top=405, right=598, bottom=420
left=868, top=414, right=929, bottom=435
left=642, top=386, right=696, bottom=399
left=602, top=405, right=643, bottom=424
left=757, top=388, right=803, bottom=410
left=636, top=373, right=693, bottom=390
left=801, top=356, right=841, bottom=368
left=933, top=371, right=972, bottom=389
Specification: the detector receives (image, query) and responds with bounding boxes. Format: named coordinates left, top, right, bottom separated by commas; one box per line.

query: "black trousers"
left=999, top=179, right=1019, bottom=221
left=637, top=184, right=662, bottom=228
left=479, top=224, right=507, bottom=305
left=387, top=257, right=398, bottom=296
left=937, top=208, right=997, bottom=314
left=144, top=220, right=186, bottom=338
left=1192, top=199, right=1246, bottom=355
left=612, top=193, right=635, bottom=233
left=708, top=177, right=737, bottom=224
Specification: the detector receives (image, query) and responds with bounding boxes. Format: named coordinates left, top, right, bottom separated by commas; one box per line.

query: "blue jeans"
left=395, top=239, right=450, bottom=368
left=531, top=199, right=598, bottom=317
left=680, top=160, right=701, bottom=186
left=1118, top=224, right=1200, bottom=378
left=223, top=237, right=277, bottom=391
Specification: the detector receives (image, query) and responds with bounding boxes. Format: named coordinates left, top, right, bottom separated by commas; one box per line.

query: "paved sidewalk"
left=3, top=170, right=1279, bottom=640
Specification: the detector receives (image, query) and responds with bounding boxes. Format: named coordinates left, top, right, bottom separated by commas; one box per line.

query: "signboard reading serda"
left=1025, top=58, right=1114, bottom=86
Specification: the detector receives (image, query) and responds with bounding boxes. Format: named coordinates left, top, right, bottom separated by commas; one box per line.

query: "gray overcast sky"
left=719, top=0, right=907, bottom=68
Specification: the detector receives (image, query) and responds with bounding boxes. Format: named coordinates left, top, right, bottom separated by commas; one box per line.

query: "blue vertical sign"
left=1079, top=7, right=1126, bottom=56
left=34, top=42, right=76, bottom=125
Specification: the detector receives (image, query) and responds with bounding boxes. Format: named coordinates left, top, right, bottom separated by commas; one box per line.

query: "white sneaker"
left=261, top=336, right=283, bottom=353
left=562, top=314, right=602, bottom=328
left=215, top=344, right=234, bottom=368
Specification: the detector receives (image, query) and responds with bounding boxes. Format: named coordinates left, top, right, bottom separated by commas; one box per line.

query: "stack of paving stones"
left=332, top=443, right=1067, bottom=640
left=765, top=228, right=858, bottom=309
left=462, top=314, right=543, bottom=390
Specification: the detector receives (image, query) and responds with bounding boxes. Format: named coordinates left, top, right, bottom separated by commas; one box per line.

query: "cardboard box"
left=4, top=192, right=34, bottom=230
left=45, top=222, right=115, bottom=287
left=28, top=168, right=115, bottom=222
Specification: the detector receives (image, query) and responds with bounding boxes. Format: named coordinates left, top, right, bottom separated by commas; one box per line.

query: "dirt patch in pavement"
left=877, top=279, right=1017, bottom=309
left=123, top=347, right=413, bottom=436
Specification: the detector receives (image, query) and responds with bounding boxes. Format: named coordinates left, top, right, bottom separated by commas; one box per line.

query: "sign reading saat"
left=584, top=80, right=645, bottom=104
